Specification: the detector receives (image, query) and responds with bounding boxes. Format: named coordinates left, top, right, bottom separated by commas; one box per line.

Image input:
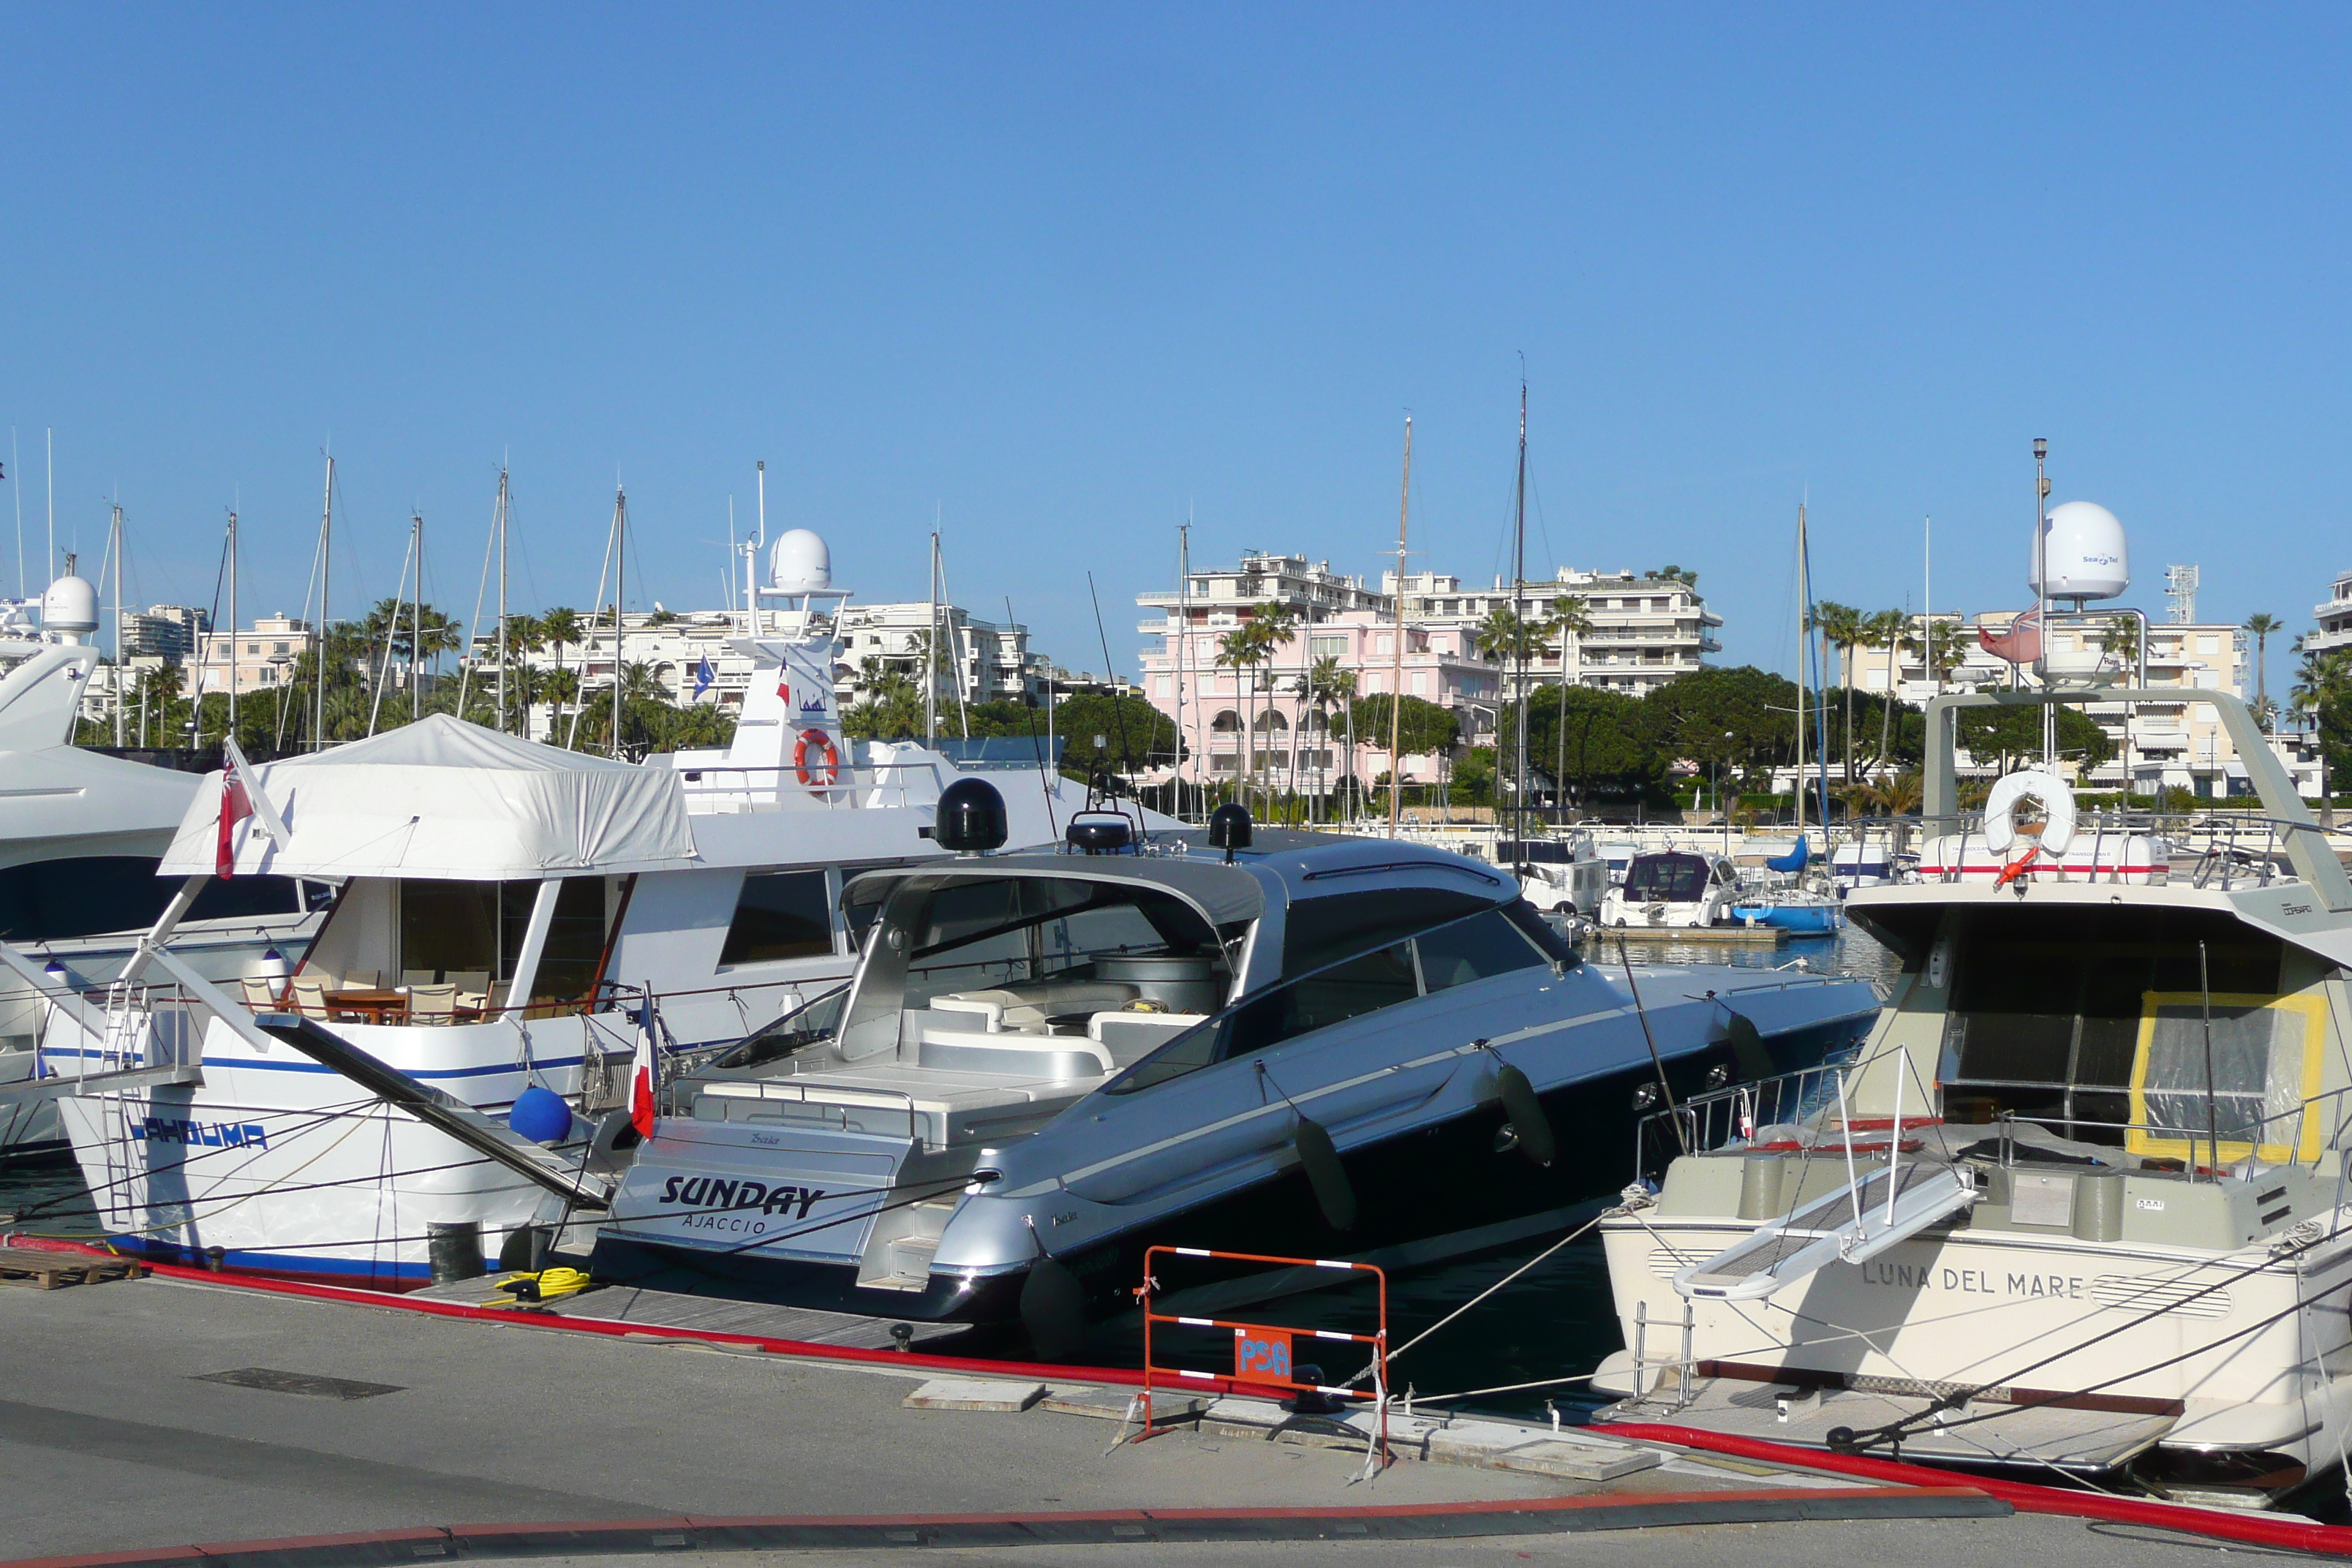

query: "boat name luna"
left=1858, top=1259, right=2088, bottom=1299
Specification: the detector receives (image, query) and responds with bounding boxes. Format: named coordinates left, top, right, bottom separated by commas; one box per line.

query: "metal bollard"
left=426, top=1219, right=485, bottom=1284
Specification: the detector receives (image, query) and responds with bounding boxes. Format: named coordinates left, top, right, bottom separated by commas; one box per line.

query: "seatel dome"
left=2030, top=501, right=2129, bottom=602
left=769, top=529, right=832, bottom=594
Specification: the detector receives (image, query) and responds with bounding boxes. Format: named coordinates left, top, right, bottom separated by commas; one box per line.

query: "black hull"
left=589, top=1012, right=1866, bottom=1350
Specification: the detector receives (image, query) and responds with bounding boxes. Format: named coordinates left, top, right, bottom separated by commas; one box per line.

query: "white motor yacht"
left=1590, top=683, right=2352, bottom=1507
left=10, top=535, right=1132, bottom=1284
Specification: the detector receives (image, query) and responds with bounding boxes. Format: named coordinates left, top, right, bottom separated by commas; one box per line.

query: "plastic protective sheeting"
left=2128, top=992, right=2327, bottom=1164
left=159, top=715, right=701, bottom=881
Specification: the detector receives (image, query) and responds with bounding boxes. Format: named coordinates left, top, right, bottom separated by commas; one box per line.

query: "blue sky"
left=3, top=6, right=2346, bottom=682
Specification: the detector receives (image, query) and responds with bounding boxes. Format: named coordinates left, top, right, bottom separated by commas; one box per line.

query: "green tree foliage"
left=1346, top=693, right=1458, bottom=758
left=1501, top=683, right=1665, bottom=802
left=1954, top=703, right=2114, bottom=774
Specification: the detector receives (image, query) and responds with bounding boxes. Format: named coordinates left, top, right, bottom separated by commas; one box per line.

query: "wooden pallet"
left=0, top=1246, right=148, bottom=1290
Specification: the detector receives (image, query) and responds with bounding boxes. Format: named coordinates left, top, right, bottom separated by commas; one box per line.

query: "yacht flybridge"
left=1592, top=682, right=2352, bottom=1502
left=594, top=799, right=1878, bottom=1354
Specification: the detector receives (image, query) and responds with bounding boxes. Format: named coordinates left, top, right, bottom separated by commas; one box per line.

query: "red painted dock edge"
left=1605, top=1422, right=2352, bottom=1558
left=1, top=1488, right=1997, bottom=1567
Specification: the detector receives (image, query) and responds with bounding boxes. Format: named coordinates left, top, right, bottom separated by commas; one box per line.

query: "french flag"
left=630, top=1003, right=659, bottom=1139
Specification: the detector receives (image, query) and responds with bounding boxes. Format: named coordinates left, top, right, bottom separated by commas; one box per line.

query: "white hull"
left=45, top=1009, right=622, bottom=1284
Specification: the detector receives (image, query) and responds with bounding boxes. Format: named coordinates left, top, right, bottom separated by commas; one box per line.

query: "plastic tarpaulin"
left=160, top=715, right=700, bottom=881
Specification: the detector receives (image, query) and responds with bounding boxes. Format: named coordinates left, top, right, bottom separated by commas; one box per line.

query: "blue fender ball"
left=508, top=1085, right=573, bottom=1143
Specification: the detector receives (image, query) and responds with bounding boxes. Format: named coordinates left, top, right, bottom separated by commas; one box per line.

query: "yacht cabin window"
left=1622, top=854, right=1716, bottom=902
left=396, top=877, right=611, bottom=1002
left=0, top=856, right=314, bottom=943
left=719, top=870, right=837, bottom=965
left=1931, top=905, right=2291, bottom=1148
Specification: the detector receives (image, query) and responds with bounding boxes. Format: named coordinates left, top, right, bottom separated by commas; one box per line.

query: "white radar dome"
left=2030, top=500, right=2129, bottom=602
left=769, top=529, right=832, bottom=594
left=41, top=576, right=99, bottom=641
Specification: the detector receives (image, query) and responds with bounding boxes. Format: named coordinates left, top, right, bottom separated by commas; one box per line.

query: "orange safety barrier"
left=1134, top=1244, right=1388, bottom=1467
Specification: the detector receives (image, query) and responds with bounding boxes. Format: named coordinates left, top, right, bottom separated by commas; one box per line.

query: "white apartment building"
left=1842, top=610, right=2255, bottom=796
left=1134, top=552, right=1717, bottom=794
left=472, top=600, right=1042, bottom=736
left=120, top=604, right=209, bottom=664
left=2309, top=569, right=2352, bottom=657
left=193, top=614, right=317, bottom=697
left=1390, top=567, right=1720, bottom=698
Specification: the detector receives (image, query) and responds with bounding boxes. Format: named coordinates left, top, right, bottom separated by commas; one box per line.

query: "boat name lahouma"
left=656, top=1175, right=829, bottom=1219
left=1858, top=1259, right=2086, bottom=1299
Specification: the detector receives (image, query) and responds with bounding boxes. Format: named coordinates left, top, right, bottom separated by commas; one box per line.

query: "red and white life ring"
left=793, top=728, right=841, bottom=788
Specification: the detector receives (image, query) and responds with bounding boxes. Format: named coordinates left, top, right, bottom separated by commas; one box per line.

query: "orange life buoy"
left=793, top=728, right=841, bottom=788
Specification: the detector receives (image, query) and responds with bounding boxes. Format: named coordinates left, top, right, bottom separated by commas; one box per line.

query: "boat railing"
left=1633, top=1053, right=1861, bottom=1182
left=671, top=757, right=952, bottom=814
left=1992, top=1084, right=2352, bottom=1181
left=1848, top=806, right=2321, bottom=890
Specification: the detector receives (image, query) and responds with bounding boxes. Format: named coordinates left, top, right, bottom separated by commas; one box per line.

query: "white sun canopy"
left=161, top=716, right=701, bottom=881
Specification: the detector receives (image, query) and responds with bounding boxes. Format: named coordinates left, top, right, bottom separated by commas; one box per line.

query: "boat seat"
left=935, top=982, right=1141, bottom=1035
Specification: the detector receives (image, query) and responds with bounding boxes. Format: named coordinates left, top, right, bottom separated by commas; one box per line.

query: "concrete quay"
left=0, top=1269, right=2274, bottom=1567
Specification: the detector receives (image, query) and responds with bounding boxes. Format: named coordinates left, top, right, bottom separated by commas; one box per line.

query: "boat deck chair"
left=407, top=983, right=459, bottom=1025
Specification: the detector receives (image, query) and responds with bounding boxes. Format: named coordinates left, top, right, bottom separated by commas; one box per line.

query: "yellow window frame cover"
left=2127, top=992, right=2332, bottom=1166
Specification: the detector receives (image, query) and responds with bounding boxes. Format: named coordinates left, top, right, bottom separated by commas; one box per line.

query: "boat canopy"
left=161, top=715, right=701, bottom=881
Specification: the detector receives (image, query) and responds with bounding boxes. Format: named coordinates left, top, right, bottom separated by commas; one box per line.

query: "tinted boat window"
left=720, top=870, right=835, bottom=965
left=0, top=856, right=300, bottom=943
left=1107, top=901, right=1544, bottom=1096
left=1416, top=909, right=1548, bottom=992
left=1624, top=854, right=1710, bottom=901
left=1282, top=889, right=1492, bottom=976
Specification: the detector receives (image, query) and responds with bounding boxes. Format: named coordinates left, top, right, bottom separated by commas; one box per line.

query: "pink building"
left=1135, top=554, right=1503, bottom=795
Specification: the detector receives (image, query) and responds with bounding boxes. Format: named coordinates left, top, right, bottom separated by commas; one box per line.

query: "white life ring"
left=1982, top=769, right=2076, bottom=858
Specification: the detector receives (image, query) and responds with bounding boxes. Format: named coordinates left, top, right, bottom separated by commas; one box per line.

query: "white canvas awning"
left=160, top=716, right=701, bottom=881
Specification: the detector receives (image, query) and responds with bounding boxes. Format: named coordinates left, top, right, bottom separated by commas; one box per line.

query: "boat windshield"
left=836, top=873, right=1237, bottom=1059
left=1624, top=854, right=1711, bottom=902
left=708, top=984, right=853, bottom=1071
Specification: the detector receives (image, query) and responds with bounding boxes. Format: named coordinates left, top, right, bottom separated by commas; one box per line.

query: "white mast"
left=1387, top=416, right=1411, bottom=840
left=495, top=468, right=510, bottom=734
left=314, top=456, right=333, bottom=751
left=1177, top=518, right=1191, bottom=822
left=110, top=503, right=124, bottom=747
left=611, top=488, right=627, bottom=759
left=227, top=510, right=239, bottom=740
left=924, top=529, right=941, bottom=745
left=410, top=512, right=424, bottom=721
left=1794, top=503, right=1808, bottom=836
left=45, top=429, right=53, bottom=586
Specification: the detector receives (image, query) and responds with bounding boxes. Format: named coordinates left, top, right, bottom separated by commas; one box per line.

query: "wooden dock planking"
left=0, top=1245, right=147, bottom=1290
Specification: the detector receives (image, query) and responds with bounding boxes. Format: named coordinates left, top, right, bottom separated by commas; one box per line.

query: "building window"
left=720, top=870, right=836, bottom=965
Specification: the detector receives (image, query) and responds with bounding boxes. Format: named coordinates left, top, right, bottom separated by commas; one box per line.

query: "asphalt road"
left=0, top=1273, right=2277, bottom=1568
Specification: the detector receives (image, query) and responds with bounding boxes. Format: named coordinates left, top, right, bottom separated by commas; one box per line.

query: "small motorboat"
left=1600, top=851, right=1742, bottom=929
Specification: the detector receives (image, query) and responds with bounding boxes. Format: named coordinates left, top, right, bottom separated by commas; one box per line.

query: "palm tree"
left=1806, top=601, right=1865, bottom=783
left=2245, top=613, right=2283, bottom=728
left=540, top=607, right=583, bottom=745
left=2292, top=644, right=2352, bottom=829
left=1213, top=625, right=1263, bottom=810
left=1860, top=609, right=1909, bottom=777
left=1306, top=655, right=1357, bottom=821
left=1538, top=595, right=1593, bottom=815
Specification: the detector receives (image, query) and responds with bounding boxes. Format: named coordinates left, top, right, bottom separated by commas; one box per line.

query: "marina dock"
left=0, top=1244, right=2315, bottom=1567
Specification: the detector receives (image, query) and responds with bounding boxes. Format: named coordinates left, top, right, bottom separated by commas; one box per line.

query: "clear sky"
left=3, top=5, right=2346, bottom=682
